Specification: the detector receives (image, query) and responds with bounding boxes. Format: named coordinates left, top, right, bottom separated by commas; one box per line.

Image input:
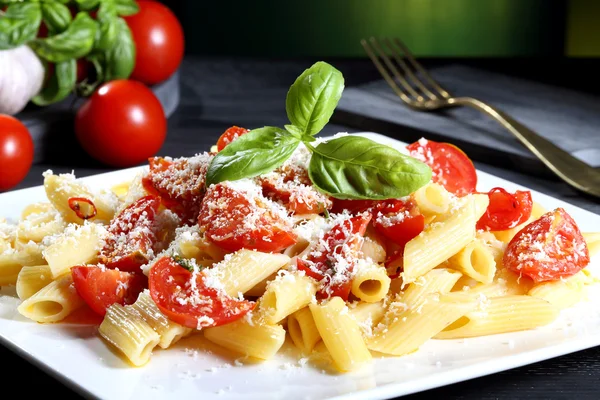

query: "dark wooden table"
left=5, top=57, right=600, bottom=399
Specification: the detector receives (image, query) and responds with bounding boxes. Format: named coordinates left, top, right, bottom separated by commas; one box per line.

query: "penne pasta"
left=351, top=262, right=391, bottom=303
left=17, top=274, right=84, bottom=323
left=412, top=183, right=452, bottom=216
left=309, top=297, right=372, bottom=372
left=16, top=264, right=52, bottom=300
left=401, top=268, right=463, bottom=306
left=448, top=239, right=496, bottom=284
left=99, top=303, right=160, bottom=367
left=204, top=318, right=286, bottom=360
left=435, top=295, right=559, bottom=339
left=257, top=271, right=316, bottom=324
left=0, top=242, right=45, bottom=286
left=287, top=307, right=321, bottom=353
left=528, top=271, right=591, bottom=309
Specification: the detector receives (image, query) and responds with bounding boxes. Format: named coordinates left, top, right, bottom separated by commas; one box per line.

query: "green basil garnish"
left=0, top=2, right=42, bottom=50
left=32, top=59, right=77, bottom=106
left=203, top=61, right=433, bottom=200
left=41, top=2, right=72, bottom=34
left=285, top=61, right=344, bottom=137
left=29, top=12, right=97, bottom=63
left=114, top=0, right=140, bottom=16
left=74, top=0, right=101, bottom=11
left=307, top=136, right=432, bottom=200
left=206, top=127, right=300, bottom=186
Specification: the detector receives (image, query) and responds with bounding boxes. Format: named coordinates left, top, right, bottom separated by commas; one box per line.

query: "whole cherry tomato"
left=0, top=115, right=34, bottom=191
left=125, top=1, right=184, bottom=85
left=75, top=80, right=167, bottom=167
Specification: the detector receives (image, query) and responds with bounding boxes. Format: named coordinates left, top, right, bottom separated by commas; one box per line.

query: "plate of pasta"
left=1, top=62, right=600, bottom=400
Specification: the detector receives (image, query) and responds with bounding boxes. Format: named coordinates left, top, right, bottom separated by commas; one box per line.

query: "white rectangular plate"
left=1, top=132, right=599, bottom=400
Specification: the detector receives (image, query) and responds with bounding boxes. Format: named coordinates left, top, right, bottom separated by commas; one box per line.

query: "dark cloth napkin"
left=335, top=65, right=600, bottom=176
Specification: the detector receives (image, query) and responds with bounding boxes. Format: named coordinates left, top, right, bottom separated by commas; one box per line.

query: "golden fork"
left=361, top=37, right=600, bottom=199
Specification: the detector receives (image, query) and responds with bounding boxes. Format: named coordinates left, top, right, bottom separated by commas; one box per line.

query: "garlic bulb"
left=0, top=45, right=45, bottom=115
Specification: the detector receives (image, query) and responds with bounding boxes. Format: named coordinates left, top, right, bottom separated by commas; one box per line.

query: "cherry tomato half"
left=216, top=126, right=250, bottom=152
left=149, top=256, right=254, bottom=329
left=75, top=80, right=166, bottom=167
left=504, top=208, right=590, bottom=282
left=0, top=115, right=34, bottom=191
left=476, top=188, right=533, bottom=231
left=372, top=199, right=425, bottom=247
left=407, top=139, right=477, bottom=196
left=125, top=1, right=185, bottom=85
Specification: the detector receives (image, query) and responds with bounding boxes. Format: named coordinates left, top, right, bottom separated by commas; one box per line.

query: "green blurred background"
left=170, top=0, right=599, bottom=57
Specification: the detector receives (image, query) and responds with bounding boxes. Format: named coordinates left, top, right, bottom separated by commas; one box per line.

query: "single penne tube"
left=17, top=274, right=84, bottom=323
left=401, top=268, right=463, bottom=306
left=130, top=290, right=192, bottom=349
left=583, top=232, right=600, bottom=258
left=99, top=303, right=160, bottom=367
left=20, top=202, right=55, bottom=219
left=367, top=293, right=477, bottom=356
left=403, top=194, right=489, bottom=283
left=203, top=319, right=286, bottom=360
left=287, top=307, right=321, bottom=353
left=257, top=271, right=316, bottom=324
left=42, top=222, right=105, bottom=278
left=447, top=239, right=496, bottom=284
left=309, top=297, right=372, bottom=372
left=0, top=242, right=45, bottom=286
left=351, top=262, right=391, bottom=303
left=244, top=272, right=277, bottom=298
left=44, top=173, right=118, bottom=224
left=203, top=250, right=290, bottom=298
left=16, top=264, right=52, bottom=300
left=412, top=182, right=453, bottom=216
left=528, top=272, right=590, bottom=309
left=435, top=295, right=560, bottom=339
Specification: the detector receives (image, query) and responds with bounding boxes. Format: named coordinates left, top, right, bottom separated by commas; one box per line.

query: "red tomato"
left=0, top=115, right=33, bottom=191
left=330, top=199, right=379, bottom=214
left=142, top=154, right=212, bottom=223
left=198, top=183, right=297, bottom=252
left=75, top=80, right=166, bottom=167
left=149, top=256, right=254, bottom=328
left=71, top=266, right=147, bottom=316
left=407, top=139, right=477, bottom=196
left=504, top=208, right=590, bottom=282
left=372, top=200, right=424, bottom=247
left=297, top=213, right=371, bottom=300
left=124, top=1, right=184, bottom=85
left=100, top=195, right=161, bottom=272
left=476, top=188, right=533, bottom=231
left=216, top=126, right=250, bottom=152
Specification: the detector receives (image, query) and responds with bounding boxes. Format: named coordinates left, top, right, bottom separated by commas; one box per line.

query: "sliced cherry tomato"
left=198, top=183, right=297, bottom=253
left=149, top=256, right=254, bottom=329
left=296, top=213, right=371, bottom=300
left=142, top=154, right=213, bottom=223
left=407, top=139, right=477, bottom=196
left=216, top=126, right=250, bottom=152
left=476, top=188, right=533, bottom=231
left=330, top=199, right=379, bottom=214
left=71, top=266, right=147, bottom=317
left=100, top=195, right=161, bottom=272
left=372, top=199, right=424, bottom=247
left=504, top=208, right=590, bottom=282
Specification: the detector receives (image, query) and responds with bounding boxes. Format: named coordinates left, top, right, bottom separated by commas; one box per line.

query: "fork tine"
left=360, top=39, right=414, bottom=105
left=367, top=38, right=424, bottom=102
left=392, top=38, right=451, bottom=99
left=382, top=38, right=437, bottom=101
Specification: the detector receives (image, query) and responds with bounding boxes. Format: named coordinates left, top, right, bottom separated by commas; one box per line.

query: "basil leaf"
left=94, top=2, right=119, bottom=51
left=41, top=2, right=72, bottom=34
left=75, top=0, right=101, bottom=11
left=0, top=3, right=42, bottom=50
left=206, top=127, right=300, bottom=186
left=285, top=61, right=344, bottom=137
left=30, top=12, right=97, bottom=62
left=284, top=124, right=303, bottom=139
left=114, top=0, right=139, bottom=16
left=103, top=18, right=135, bottom=80
left=307, top=136, right=432, bottom=200
left=32, top=58, right=77, bottom=106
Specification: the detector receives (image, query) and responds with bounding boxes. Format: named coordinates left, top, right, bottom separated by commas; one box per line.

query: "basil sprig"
left=0, top=0, right=139, bottom=105
left=206, top=62, right=432, bottom=200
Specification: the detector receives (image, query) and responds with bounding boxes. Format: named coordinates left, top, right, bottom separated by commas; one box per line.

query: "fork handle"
left=451, top=96, right=596, bottom=193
